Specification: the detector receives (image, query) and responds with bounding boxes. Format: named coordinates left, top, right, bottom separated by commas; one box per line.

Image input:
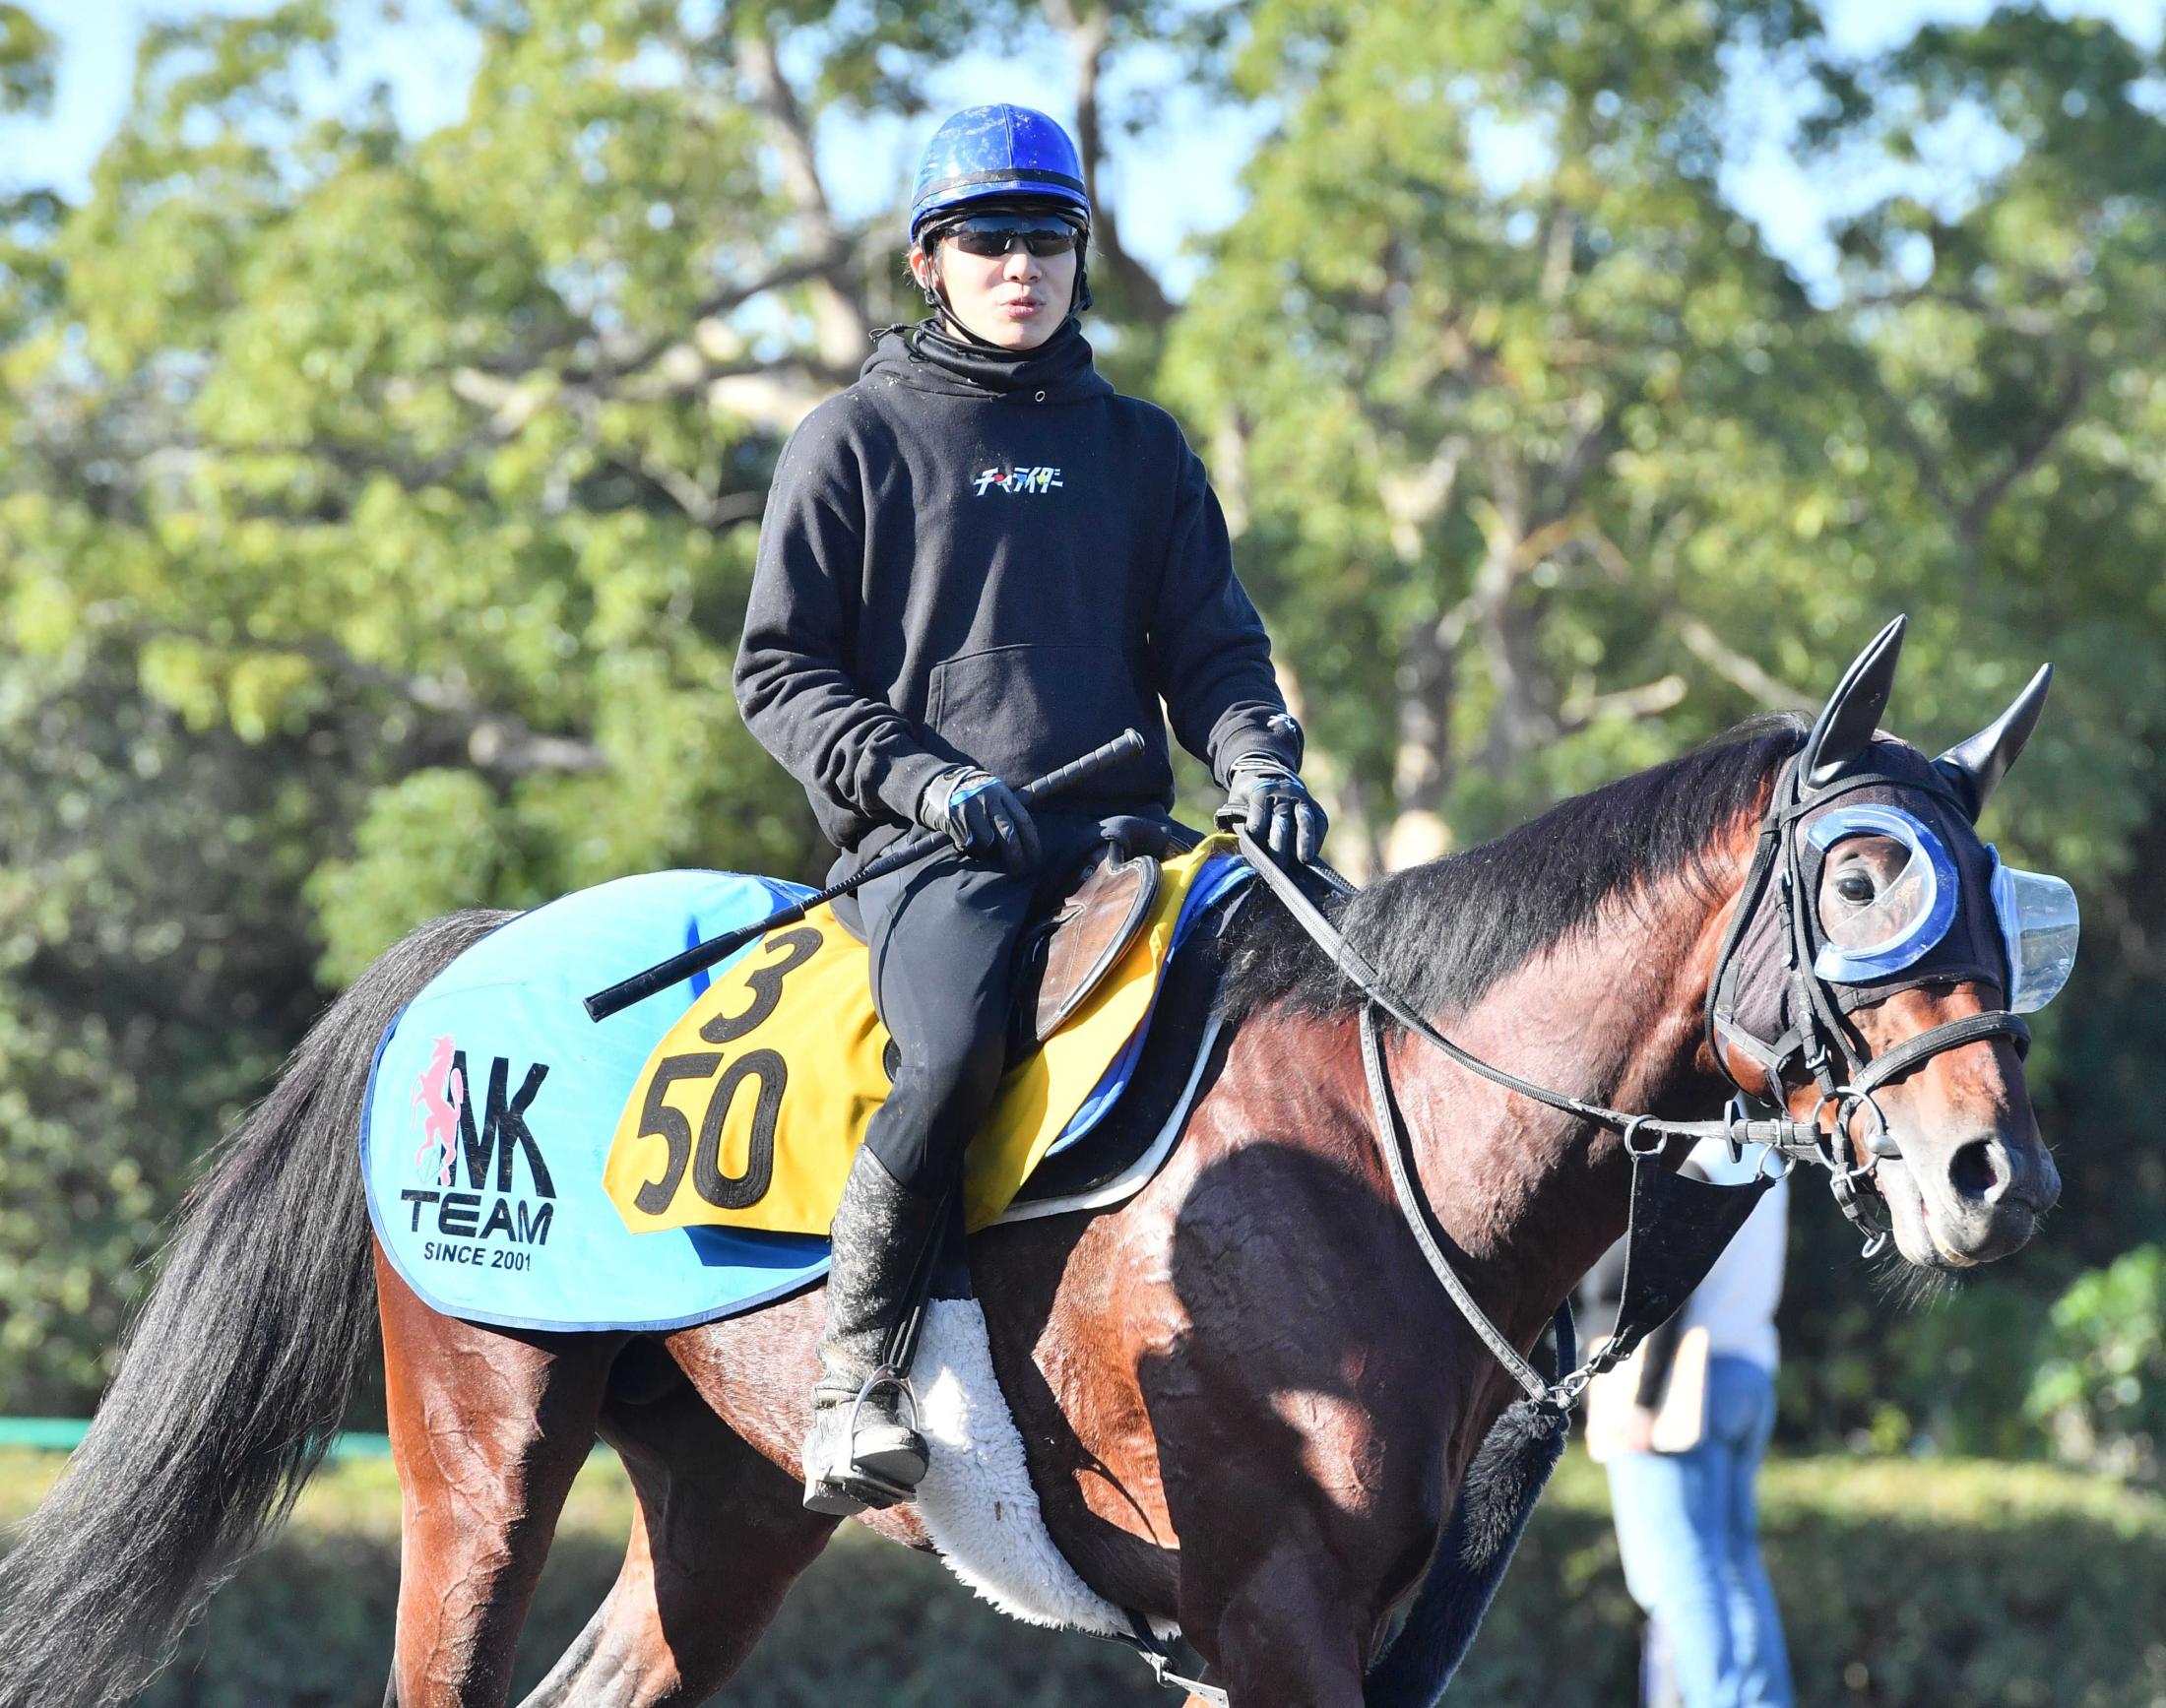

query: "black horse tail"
left=0, top=908, right=510, bottom=1708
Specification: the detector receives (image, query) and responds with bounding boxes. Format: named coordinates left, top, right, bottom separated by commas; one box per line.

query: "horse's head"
left=1711, top=618, right=2070, bottom=1271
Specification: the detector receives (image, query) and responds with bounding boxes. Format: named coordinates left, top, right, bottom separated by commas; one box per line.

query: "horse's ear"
left=1934, top=663, right=2052, bottom=821
left=1801, top=615, right=1907, bottom=791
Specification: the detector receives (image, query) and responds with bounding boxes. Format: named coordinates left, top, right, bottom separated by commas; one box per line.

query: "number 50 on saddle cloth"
left=604, top=836, right=1243, bottom=1237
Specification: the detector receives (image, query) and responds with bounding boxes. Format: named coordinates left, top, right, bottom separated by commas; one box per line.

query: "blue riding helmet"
left=909, top=104, right=1092, bottom=244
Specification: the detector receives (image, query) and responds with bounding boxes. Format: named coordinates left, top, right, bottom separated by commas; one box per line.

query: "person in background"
left=1580, top=1139, right=1794, bottom=1708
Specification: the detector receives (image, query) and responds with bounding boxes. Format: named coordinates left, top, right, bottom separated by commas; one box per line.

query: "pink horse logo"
left=411, top=1037, right=465, bottom=1187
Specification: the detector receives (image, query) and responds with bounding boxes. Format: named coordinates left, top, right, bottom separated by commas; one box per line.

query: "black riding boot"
left=801, top=1145, right=941, bottom=1515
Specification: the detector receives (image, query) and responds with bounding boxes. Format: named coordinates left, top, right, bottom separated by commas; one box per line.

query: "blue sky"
left=12, top=0, right=2164, bottom=296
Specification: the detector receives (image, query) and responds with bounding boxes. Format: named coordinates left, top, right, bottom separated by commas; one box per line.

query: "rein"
left=1230, top=831, right=1821, bottom=1170
left=1232, top=785, right=2028, bottom=1404
left=1090, top=772, right=2036, bottom=1704
left=1234, top=829, right=1785, bottom=1410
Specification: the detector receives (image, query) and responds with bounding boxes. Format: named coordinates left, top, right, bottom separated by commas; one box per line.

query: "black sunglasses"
left=934, top=214, right=1085, bottom=259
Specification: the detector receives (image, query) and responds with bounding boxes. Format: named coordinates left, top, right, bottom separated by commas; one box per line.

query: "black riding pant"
left=856, top=810, right=1118, bottom=1194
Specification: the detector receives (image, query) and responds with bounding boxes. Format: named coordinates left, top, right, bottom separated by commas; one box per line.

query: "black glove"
left=1218, top=758, right=1327, bottom=865
left=917, top=766, right=1042, bottom=875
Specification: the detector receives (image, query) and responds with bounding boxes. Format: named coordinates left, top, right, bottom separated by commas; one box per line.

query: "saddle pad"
left=363, top=852, right=1248, bottom=1334
left=361, top=869, right=841, bottom=1333
left=604, top=837, right=1245, bottom=1237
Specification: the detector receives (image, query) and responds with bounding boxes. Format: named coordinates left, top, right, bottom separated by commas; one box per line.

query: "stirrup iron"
left=844, top=1364, right=927, bottom=1487
left=805, top=1366, right=927, bottom=1514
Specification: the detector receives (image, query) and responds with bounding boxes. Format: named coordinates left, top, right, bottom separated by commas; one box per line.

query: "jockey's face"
left=910, top=224, right=1077, bottom=351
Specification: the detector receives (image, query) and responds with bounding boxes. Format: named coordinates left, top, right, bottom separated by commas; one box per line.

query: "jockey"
left=733, top=102, right=1326, bottom=1516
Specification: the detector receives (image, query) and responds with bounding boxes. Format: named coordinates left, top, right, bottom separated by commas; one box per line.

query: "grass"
left=2, top=1447, right=2162, bottom=1705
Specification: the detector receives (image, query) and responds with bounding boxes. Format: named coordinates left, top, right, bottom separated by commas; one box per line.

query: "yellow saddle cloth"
left=604, top=836, right=1234, bottom=1236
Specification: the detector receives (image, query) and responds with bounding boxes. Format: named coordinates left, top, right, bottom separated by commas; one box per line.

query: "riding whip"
left=584, top=727, right=1148, bottom=1021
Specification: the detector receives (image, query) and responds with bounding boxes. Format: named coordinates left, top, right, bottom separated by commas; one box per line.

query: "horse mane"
left=1215, top=714, right=1809, bottom=1026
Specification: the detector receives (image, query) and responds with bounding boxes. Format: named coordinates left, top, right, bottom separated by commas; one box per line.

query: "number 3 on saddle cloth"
left=360, top=836, right=1249, bottom=1334
left=605, top=834, right=1244, bottom=1234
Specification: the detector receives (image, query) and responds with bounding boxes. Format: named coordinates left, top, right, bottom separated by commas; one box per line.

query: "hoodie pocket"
left=925, top=644, right=1149, bottom=781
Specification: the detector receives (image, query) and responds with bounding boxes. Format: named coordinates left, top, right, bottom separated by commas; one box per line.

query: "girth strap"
left=1105, top=1613, right=1232, bottom=1706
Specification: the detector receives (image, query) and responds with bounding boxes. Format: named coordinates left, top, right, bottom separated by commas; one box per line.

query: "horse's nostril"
left=1950, top=1139, right=2002, bottom=1203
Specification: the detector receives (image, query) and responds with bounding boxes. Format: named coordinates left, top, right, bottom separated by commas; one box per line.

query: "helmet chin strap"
left=923, top=265, right=1011, bottom=351
left=919, top=247, right=1090, bottom=349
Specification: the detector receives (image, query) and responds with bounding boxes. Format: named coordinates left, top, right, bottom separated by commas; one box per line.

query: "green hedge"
left=3, top=1449, right=2161, bottom=1706
left=1463, top=1456, right=2166, bottom=1708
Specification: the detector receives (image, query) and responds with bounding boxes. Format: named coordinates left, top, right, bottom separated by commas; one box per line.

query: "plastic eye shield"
left=1805, top=805, right=1960, bottom=982
left=1987, top=850, right=2080, bottom=1014
left=934, top=215, right=1085, bottom=258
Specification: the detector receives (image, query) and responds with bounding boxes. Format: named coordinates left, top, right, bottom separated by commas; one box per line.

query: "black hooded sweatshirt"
left=733, top=319, right=1302, bottom=860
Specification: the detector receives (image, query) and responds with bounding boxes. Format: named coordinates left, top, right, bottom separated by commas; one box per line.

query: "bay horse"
left=0, top=628, right=2063, bottom=1708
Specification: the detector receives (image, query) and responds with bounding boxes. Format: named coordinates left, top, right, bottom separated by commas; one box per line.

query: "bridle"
left=1701, top=751, right=2029, bottom=1254
left=1232, top=743, right=2030, bottom=1407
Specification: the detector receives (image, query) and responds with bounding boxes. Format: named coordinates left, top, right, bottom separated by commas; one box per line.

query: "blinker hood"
left=1708, top=617, right=2067, bottom=1091
left=1712, top=744, right=2008, bottom=1077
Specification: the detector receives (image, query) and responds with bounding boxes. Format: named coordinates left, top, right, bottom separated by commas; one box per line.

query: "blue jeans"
left=1605, top=1356, right=1793, bottom=1708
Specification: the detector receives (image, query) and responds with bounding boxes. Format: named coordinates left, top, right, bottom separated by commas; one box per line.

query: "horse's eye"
left=1834, top=871, right=1877, bottom=906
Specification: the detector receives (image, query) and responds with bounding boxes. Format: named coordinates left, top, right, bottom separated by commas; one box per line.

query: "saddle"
left=603, top=830, right=1243, bottom=1238
left=1007, top=815, right=1189, bottom=1058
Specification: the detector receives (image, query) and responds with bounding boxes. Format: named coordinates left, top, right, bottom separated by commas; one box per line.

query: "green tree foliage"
left=2028, top=1244, right=2166, bottom=1481
left=0, top=645, right=334, bottom=1409
left=1167, top=0, right=2166, bottom=1451
left=1164, top=0, right=1841, bottom=863
left=0, top=0, right=1187, bottom=1403
left=2, top=0, right=2163, bottom=1465
left=0, top=6, right=52, bottom=109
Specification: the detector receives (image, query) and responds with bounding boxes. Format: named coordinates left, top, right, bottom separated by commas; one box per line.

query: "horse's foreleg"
left=517, top=1360, right=838, bottom=1707
left=1181, top=1521, right=1374, bottom=1708
left=378, top=1252, right=619, bottom=1708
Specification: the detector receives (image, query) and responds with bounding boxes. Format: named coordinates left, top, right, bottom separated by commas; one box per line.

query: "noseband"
left=1235, top=754, right=2029, bottom=1408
